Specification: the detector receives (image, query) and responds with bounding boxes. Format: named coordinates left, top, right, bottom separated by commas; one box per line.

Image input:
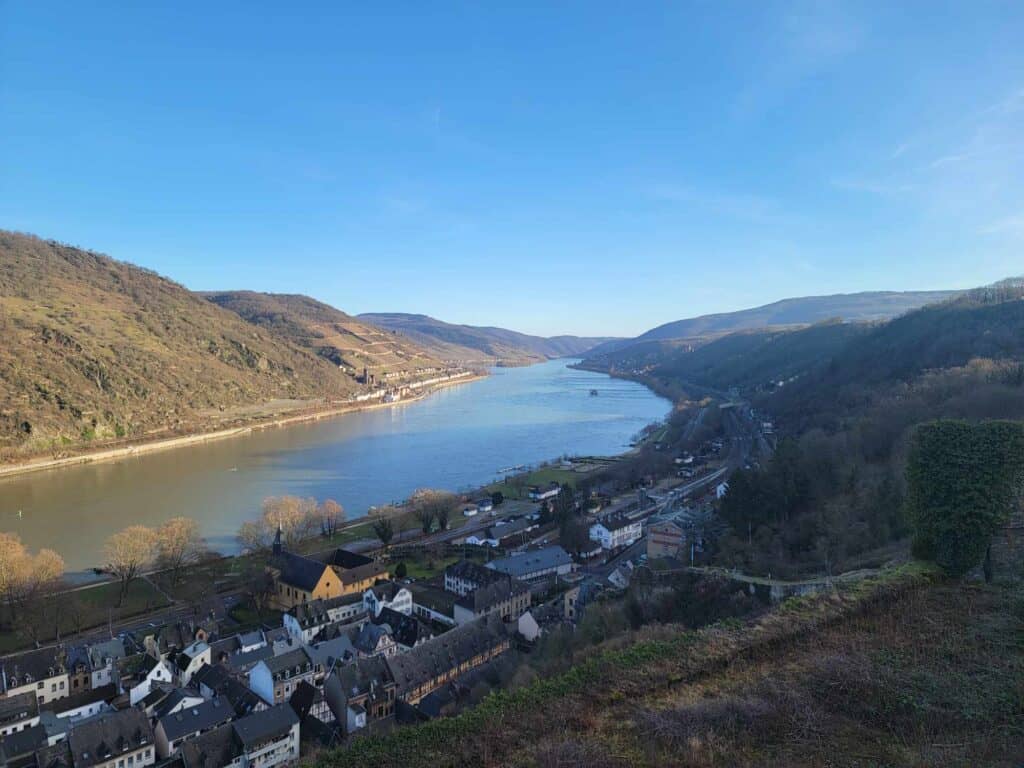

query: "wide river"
left=0, top=360, right=670, bottom=572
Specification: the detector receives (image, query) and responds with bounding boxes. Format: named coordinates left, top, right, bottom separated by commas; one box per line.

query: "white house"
left=589, top=514, right=642, bottom=550
left=233, top=704, right=301, bottom=768
left=362, top=584, right=413, bottom=618
left=476, top=498, right=494, bottom=514
left=0, top=692, right=39, bottom=738
left=283, top=601, right=333, bottom=644
left=86, top=639, right=126, bottom=690
left=517, top=611, right=541, bottom=642
left=171, top=641, right=211, bottom=688
left=130, top=656, right=174, bottom=705
left=716, top=481, right=730, bottom=499
left=0, top=648, right=69, bottom=705
left=528, top=483, right=561, bottom=501
left=67, top=709, right=156, bottom=768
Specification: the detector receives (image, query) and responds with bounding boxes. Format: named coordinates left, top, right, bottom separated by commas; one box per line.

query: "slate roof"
left=1, top=647, right=66, bottom=690
left=0, top=723, right=48, bottom=762
left=315, top=548, right=374, bottom=570
left=0, top=691, right=38, bottom=728
left=43, top=683, right=117, bottom=716
left=275, top=551, right=329, bottom=592
left=157, top=698, right=235, bottom=742
left=151, top=689, right=203, bottom=720
left=178, top=723, right=239, bottom=768
left=264, top=647, right=314, bottom=679
left=485, top=545, right=573, bottom=579
left=385, top=613, right=510, bottom=698
left=287, top=599, right=332, bottom=628
left=308, top=634, right=357, bottom=671
left=86, top=638, right=127, bottom=670
left=191, top=662, right=231, bottom=692
left=331, top=656, right=394, bottom=705
left=34, top=740, right=72, bottom=768
left=226, top=644, right=274, bottom=673
left=407, top=583, right=456, bottom=615
left=455, top=578, right=529, bottom=615
left=444, top=560, right=506, bottom=588
left=67, top=708, right=154, bottom=768
left=218, top=677, right=265, bottom=717
left=352, top=623, right=391, bottom=655
left=373, top=607, right=432, bottom=649
left=231, top=704, right=299, bottom=750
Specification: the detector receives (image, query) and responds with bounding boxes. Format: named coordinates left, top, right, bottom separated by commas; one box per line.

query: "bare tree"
left=156, top=517, right=206, bottom=583
left=372, top=518, right=394, bottom=551
left=104, top=526, right=157, bottom=606
left=261, top=496, right=318, bottom=548
left=410, top=489, right=458, bottom=535
left=315, top=499, right=345, bottom=538
left=237, top=520, right=270, bottom=553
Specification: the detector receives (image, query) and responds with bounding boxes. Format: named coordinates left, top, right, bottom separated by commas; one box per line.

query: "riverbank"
left=0, top=371, right=486, bottom=481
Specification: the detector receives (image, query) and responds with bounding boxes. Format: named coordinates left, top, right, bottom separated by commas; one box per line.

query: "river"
left=0, top=360, right=670, bottom=571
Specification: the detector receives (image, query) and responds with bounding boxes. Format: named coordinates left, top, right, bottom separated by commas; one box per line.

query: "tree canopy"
left=906, top=420, right=1024, bottom=577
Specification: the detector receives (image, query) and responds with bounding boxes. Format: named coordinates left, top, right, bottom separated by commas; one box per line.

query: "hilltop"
left=0, top=233, right=365, bottom=461
left=359, top=312, right=615, bottom=365
left=204, top=292, right=443, bottom=376
left=586, top=289, right=956, bottom=358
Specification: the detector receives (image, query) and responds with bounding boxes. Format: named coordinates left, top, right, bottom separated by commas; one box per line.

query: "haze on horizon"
left=2, top=2, right=1023, bottom=337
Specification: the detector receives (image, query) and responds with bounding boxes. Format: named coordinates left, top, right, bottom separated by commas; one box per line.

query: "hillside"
left=358, top=312, right=615, bottom=364
left=587, top=289, right=955, bottom=357
left=0, top=233, right=361, bottom=461
left=204, top=292, right=443, bottom=377
left=315, top=569, right=1023, bottom=767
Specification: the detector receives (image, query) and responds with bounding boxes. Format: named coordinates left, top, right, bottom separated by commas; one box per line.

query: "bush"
left=395, top=561, right=407, bottom=578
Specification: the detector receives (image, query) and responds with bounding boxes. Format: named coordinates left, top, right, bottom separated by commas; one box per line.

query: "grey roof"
left=264, top=647, right=314, bottom=679
left=218, top=677, right=265, bottom=717
left=385, top=613, right=510, bottom=698
left=332, top=656, right=394, bottom=704
left=0, top=723, right=48, bottom=760
left=179, top=723, right=239, bottom=768
left=227, top=644, right=274, bottom=672
left=455, top=577, right=528, bottom=614
left=1, top=647, right=66, bottom=689
left=308, top=634, right=357, bottom=670
left=34, top=740, right=72, bottom=768
left=237, top=630, right=265, bottom=648
left=275, top=551, right=329, bottom=592
left=287, top=599, right=332, bottom=628
left=0, top=691, right=38, bottom=727
left=231, top=704, right=299, bottom=749
left=373, top=607, right=432, bottom=649
left=192, top=662, right=231, bottom=692
left=86, top=638, right=127, bottom=670
left=407, top=583, right=456, bottom=615
left=352, top=623, right=391, bottom=655
left=157, top=698, right=235, bottom=742
left=67, top=708, right=154, bottom=768
left=152, top=689, right=202, bottom=720
left=444, top=560, right=506, bottom=587
left=485, top=545, right=573, bottom=578
left=43, top=684, right=117, bottom=716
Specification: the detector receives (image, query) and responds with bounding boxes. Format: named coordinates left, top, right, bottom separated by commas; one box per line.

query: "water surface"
left=0, top=360, right=670, bottom=570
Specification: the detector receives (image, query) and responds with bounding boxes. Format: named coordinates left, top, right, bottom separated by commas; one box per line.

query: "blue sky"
left=2, top=2, right=1023, bottom=336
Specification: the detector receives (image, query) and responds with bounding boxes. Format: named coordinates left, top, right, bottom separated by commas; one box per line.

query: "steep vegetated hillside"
left=0, top=233, right=358, bottom=460
left=586, top=289, right=955, bottom=357
left=204, top=292, right=442, bottom=375
left=359, top=312, right=614, bottom=364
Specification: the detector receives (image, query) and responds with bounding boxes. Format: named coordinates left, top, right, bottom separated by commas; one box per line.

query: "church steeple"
left=272, top=524, right=283, bottom=556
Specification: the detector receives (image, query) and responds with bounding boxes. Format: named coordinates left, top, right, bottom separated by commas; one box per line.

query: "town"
left=0, top=402, right=761, bottom=768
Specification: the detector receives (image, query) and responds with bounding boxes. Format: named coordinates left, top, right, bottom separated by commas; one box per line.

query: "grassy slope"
left=204, top=291, right=443, bottom=374
left=0, top=232, right=358, bottom=458
left=315, top=565, right=1023, bottom=768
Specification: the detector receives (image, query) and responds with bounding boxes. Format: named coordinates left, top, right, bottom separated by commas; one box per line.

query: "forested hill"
left=204, top=292, right=442, bottom=374
left=586, top=289, right=955, bottom=357
left=0, top=233, right=359, bottom=461
left=358, top=312, right=616, bottom=364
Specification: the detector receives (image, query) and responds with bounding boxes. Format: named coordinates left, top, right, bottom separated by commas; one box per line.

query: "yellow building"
left=269, top=533, right=388, bottom=609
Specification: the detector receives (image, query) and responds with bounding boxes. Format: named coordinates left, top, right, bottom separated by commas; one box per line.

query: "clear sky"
left=2, top=2, right=1023, bottom=336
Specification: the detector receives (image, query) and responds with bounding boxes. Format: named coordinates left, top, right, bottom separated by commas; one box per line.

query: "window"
left=37, top=682, right=44, bottom=689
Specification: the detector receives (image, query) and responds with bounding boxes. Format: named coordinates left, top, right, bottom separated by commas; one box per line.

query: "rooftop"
left=485, top=545, right=573, bottom=578
left=67, top=708, right=154, bottom=768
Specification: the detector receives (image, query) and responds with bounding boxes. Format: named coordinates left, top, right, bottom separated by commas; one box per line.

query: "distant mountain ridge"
left=587, top=290, right=957, bottom=358
left=358, top=312, right=616, bottom=364
left=204, top=292, right=442, bottom=374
